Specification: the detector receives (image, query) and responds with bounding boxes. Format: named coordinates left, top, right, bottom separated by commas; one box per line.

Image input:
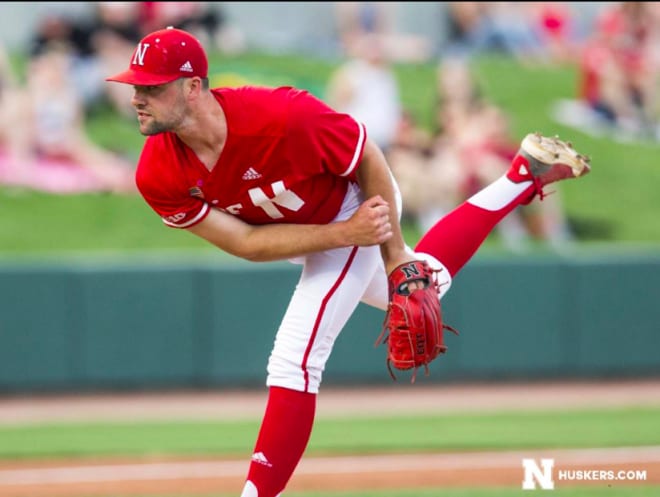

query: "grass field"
left=2, top=407, right=659, bottom=460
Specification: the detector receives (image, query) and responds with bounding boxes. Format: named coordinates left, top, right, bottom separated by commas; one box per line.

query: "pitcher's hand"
left=341, top=195, right=392, bottom=246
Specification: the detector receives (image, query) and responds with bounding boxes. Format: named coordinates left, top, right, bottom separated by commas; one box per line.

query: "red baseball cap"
left=106, top=27, right=208, bottom=86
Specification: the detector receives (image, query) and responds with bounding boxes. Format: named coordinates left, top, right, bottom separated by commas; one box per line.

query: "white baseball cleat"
left=507, top=132, right=591, bottom=199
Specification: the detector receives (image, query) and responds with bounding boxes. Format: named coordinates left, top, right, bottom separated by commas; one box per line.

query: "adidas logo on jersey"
left=251, top=452, right=272, bottom=467
left=179, top=60, right=194, bottom=72
left=242, top=167, right=262, bottom=180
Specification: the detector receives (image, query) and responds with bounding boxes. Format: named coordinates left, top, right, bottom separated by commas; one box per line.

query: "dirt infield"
left=1, top=379, right=659, bottom=496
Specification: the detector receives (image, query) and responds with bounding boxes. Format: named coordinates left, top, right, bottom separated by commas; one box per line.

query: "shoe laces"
left=532, top=176, right=556, bottom=201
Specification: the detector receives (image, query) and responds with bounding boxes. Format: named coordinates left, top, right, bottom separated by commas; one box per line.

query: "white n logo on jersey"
left=248, top=181, right=304, bottom=219
left=132, top=43, right=150, bottom=66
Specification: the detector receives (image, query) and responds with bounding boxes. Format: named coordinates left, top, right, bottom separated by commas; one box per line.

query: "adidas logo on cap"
left=180, top=60, right=194, bottom=72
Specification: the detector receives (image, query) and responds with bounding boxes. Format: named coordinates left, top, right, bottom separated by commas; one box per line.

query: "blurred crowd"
left=552, top=1, right=660, bottom=142
left=328, top=1, right=660, bottom=252
left=1, top=1, right=658, bottom=251
left=0, top=2, right=243, bottom=195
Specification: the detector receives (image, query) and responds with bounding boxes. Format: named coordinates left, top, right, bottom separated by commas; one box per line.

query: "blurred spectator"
left=385, top=110, right=436, bottom=226
left=27, top=2, right=142, bottom=118
left=326, top=33, right=402, bottom=153
left=0, top=43, right=136, bottom=195
left=28, top=11, right=103, bottom=110
left=0, top=43, right=32, bottom=169
left=433, top=56, right=483, bottom=133
left=89, top=2, right=144, bottom=118
left=530, top=2, right=581, bottom=65
left=552, top=2, right=660, bottom=141
left=138, top=1, right=220, bottom=36
left=137, top=2, right=246, bottom=55
left=443, top=1, right=480, bottom=54
left=443, top=2, right=538, bottom=60
left=443, top=2, right=579, bottom=65
left=334, top=2, right=431, bottom=62
left=579, top=2, right=659, bottom=139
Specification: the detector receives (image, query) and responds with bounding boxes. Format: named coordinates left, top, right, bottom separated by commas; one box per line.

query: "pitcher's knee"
left=267, top=354, right=323, bottom=394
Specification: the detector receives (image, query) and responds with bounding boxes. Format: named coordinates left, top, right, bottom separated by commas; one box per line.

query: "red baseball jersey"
left=135, top=86, right=367, bottom=228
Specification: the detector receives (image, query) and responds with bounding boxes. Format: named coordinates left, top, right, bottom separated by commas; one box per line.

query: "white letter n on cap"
left=132, top=43, right=150, bottom=66
left=522, top=458, right=555, bottom=490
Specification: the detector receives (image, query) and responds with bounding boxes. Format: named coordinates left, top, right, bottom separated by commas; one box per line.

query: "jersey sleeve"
left=135, top=139, right=210, bottom=229
left=286, top=89, right=367, bottom=181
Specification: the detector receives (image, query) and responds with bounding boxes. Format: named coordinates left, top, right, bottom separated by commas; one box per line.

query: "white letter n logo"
left=248, top=181, right=304, bottom=219
left=132, top=43, right=150, bottom=66
left=522, top=458, right=555, bottom=490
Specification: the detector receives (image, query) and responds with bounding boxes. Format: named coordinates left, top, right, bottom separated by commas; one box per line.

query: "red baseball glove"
left=375, top=260, right=458, bottom=382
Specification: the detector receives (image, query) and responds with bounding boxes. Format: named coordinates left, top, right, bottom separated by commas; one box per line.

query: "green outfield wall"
left=1, top=254, right=659, bottom=392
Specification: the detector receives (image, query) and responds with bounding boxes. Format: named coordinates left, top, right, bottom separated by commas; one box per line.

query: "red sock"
left=243, top=386, right=316, bottom=497
left=414, top=183, right=535, bottom=277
